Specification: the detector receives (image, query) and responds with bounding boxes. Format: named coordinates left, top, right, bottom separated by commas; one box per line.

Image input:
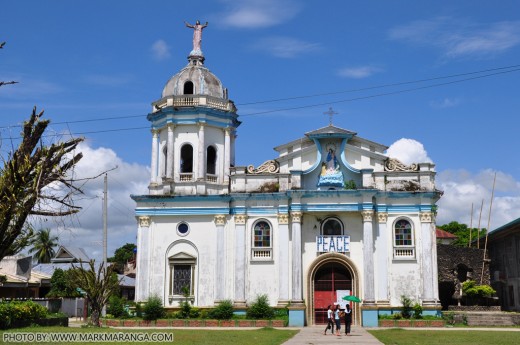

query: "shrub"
left=142, top=295, right=165, bottom=321
left=400, top=295, right=413, bottom=319
left=0, top=301, right=48, bottom=329
left=208, top=300, right=234, bottom=320
left=107, top=295, right=128, bottom=318
left=412, top=302, right=423, bottom=319
left=189, top=307, right=200, bottom=318
left=462, top=280, right=496, bottom=298
left=246, top=294, right=274, bottom=319
left=178, top=301, right=192, bottom=319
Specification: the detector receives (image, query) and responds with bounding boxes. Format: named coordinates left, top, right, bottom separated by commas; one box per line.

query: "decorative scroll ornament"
left=291, top=212, right=303, bottom=223
left=234, top=214, right=247, bottom=225
left=377, top=212, right=388, bottom=223
left=420, top=212, right=433, bottom=223
left=361, top=210, right=374, bottom=222
left=278, top=214, right=289, bottom=225
left=139, top=216, right=151, bottom=227
left=214, top=215, right=226, bottom=225
left=247, top=160, right=280, bottom=174
left=384, top=158, right=419, bottom=172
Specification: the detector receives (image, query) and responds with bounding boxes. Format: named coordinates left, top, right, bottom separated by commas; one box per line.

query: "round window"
left=177, top=222, right=190, bottom=236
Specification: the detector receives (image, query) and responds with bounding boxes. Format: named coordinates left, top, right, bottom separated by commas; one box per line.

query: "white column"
left=136, top=216, right=151, bottom=301
left=291, top=212, right=303, bottom=303
left=362, top=210, right=375, bottom=304
left=420, top=212, right=437, bottom=305
left=198, top=123, right=205, bottom=180
left=375, top=212, right=389, bottom=304
left=224, top=128, right=230, bottom=183
left=234, top=214, right=247, bottom=306
left=166, top=124, right=174, bottom=179
left=150, top=130, right=159, bottom=184
left=277, top=214, right=290, bottom=305
left=214, top=215, right=226, bottom=302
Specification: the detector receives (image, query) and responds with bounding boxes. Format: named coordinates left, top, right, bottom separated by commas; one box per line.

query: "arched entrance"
left=307, top=253, right=360, bottom=325
left=314, top=262, right=352, bottom=323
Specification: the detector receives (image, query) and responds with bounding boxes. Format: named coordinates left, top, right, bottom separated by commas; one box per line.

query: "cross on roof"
left=323, top=107, right=338, bottom=126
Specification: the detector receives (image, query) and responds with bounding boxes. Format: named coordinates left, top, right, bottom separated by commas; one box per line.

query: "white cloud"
left=436, top=169, right=520, bottom=231
left=151, top=39, right=171, bottom=60
left=29, top=142, right=149, bottom=261
left=251, top=36, right=320, bottom=58
left=338, top=66, right=382, bottom=79
left=218, top=0, right=301, bottom=28
left=386, top=138, right=433, bottom=165
left=389, top=17, right=520, bottom=58
left=429, top=97, right=461, bottom=109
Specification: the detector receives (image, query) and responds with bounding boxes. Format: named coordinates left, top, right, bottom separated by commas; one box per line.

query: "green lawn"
left=1, top=326, right=298, bottom=345
left=369, top=329, right=520, bottom=345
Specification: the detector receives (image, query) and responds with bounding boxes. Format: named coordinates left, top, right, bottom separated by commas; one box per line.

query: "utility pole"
left=102, top=173, right=108, bottom=317
left=103, top=173, right=108, bottom=268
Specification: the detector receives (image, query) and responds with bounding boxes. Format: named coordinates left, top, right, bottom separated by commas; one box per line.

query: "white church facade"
left=132, top=25, right=442, bottom=327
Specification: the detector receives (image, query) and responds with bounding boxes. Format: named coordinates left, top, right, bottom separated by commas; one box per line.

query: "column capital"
left=420, top=212, right=434, bottom=223
left=214, top=215, right=226, bottom=226
left=224, top=127, right=231, bottom=135
left=278, top=213, right=289, bottom=225
left=290, top=212, right=303, bottom=223
left=361, top=210, right=374, bottom=222
left=377, top=212, right=388, bottom=223
left=167, top=123, right=175, bottom=130
left=198, top=122, right=206, bottom=129
left=138, top=216, right=151, bottom=227
left=151, top=129, right=159, bottom=136
left=234, top=214, right=247, bottom=225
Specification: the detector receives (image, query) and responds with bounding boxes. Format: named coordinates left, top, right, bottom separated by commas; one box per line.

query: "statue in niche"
left=317, top=145, right=344, bottom=188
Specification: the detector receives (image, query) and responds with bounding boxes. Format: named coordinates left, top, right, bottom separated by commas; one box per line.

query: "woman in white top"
left=323, top=305, right=334, bottom=335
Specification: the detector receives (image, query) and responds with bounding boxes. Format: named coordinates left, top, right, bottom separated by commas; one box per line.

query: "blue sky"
left=2, top=1, right=520, bottom=259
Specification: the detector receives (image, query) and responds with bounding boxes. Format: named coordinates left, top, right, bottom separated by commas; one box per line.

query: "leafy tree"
left=67, top=260, right=120, bottom=327
left=46, top=268, right=81, bottom=298
left=28, top=228, right=59, bottom=263
left=108, top=243, right=136, bottom=273
left=0, top=108, right=83, bottom=261
left=438, top=221, right=487, bottom=247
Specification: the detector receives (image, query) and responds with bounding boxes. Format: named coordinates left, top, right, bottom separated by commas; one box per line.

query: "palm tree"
left=28, top=228, right=59, bottom=263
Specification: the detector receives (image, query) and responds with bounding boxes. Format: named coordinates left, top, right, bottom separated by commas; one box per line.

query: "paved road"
left=282, top=325, right=384, bottom=345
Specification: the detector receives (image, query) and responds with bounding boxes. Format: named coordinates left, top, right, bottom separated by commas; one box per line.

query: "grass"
left=369, top=329, right=520, bottom=345
left=1, top=326, right=298, bottom=345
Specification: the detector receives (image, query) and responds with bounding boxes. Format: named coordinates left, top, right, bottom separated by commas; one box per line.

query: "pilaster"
left=234, top=214, right=247, bottom=307
left=362, top=210, right=375, bottom=304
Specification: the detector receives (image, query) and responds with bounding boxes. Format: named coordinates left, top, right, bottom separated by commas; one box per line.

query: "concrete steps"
left=464, top=312, right=516, bottom=326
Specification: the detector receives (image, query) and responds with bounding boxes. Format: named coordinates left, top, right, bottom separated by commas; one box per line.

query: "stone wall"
left=437, top=244, right=490, bottom=284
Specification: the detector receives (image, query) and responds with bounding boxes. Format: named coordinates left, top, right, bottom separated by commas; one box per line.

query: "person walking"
left=323, top=305, right=334, bottom=335
left=344, top=304, right=352, bottom=335
left=334, top=304, right=341, bottom=336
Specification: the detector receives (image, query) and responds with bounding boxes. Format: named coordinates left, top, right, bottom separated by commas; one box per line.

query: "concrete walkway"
left=282, top=325, right=383, bottom=345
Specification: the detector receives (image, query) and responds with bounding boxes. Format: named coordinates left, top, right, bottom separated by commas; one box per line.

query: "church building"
left=132, top=23, right=442, bottom=327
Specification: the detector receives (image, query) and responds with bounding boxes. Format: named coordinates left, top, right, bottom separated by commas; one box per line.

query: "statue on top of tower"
left=185, top=20, right=208, bottom=54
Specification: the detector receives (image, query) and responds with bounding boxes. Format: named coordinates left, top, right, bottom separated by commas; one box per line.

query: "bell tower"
left=147, top=21, right=240, bottom=196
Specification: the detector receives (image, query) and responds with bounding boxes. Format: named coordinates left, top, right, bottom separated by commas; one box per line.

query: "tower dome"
left=161, top=56, right=227, bottom=99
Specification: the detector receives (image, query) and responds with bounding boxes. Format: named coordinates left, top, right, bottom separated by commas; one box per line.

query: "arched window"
left=180, top=144, right=193, bottom=173
left=393, top=218, right=415, bottom=259
left=252, top=220, right=272, bottom=260
left=206, top=146, right=217, bottom=175
left=183, top=81, right=194, bottom=95
left=321, top=217, right=343, bottom=236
